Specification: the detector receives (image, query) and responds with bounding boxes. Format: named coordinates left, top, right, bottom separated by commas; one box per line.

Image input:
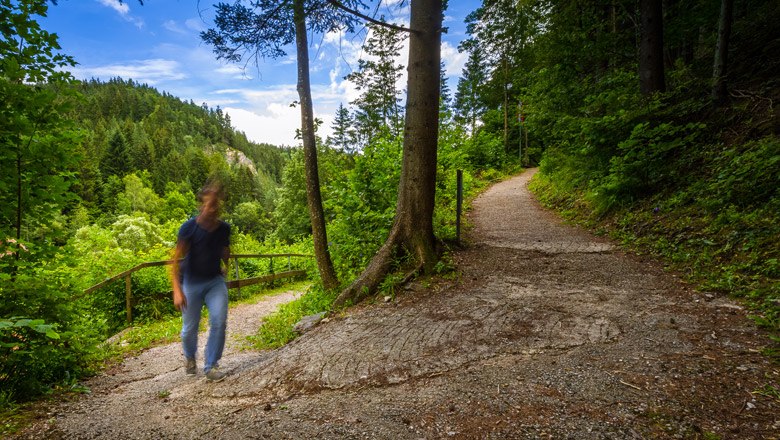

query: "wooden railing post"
left=269, top=257, right=274, bottom=287
left=456, top=169, right=463, bottom=245
left=125, top=274, right=133, bottom=324
left=233, top=257, right=241, bottom=300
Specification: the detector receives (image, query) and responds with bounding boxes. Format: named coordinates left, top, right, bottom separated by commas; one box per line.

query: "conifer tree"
left=454, top=44, right=487, bottom=135
left=327, top=103, right=356, bottom=152
left=345, top=20, right=405, bottom=143
left=103, top=130, right=131, bottom=178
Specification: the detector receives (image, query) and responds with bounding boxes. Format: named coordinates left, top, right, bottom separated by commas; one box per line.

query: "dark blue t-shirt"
left=177, top=217, right=231, bottom=281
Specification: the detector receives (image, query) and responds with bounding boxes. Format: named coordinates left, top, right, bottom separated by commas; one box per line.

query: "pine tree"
left=454, top=44, right=487, bottom=135
left=102, top=129, right=131, bottom=178
left=345, top=20, right=405, bottom=144
left=327, top=103, right=356, bottom=153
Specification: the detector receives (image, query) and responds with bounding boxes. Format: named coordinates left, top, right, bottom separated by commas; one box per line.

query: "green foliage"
left=0, top=243, right=102, bottom=402
left=272, top=149, right=311, bottom=243
left=592, top=122, right=706, bottom=214
left=248, top=284, right=337, bottom=349
left=161, top=183, right=196, bottom=224
left=0, top=0, right=102, bottom=403
left=0, top=317, right=61, bottom=398
left=345, top=21, right=405, bottom=144
left=110, top=215, right=168, bottom=252
left=462, top=126, right=506, bottom=169
left=116, top=173, right=165, bottom=219
left=228, top=201, right=272, bottom=240
left=0, top=0, right=82, bottom=249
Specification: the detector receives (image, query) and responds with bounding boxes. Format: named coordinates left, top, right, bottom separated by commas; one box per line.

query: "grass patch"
left=248, top=284, right=337, bottom=350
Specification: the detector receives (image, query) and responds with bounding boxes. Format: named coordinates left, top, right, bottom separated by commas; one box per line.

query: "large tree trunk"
left=293, top=0, right=339, bottom=290
left=711, top=0, right=733, bottom=105
left=334, top=0, right=442, bottom=307
left=639, top=0, right=665, bottom=94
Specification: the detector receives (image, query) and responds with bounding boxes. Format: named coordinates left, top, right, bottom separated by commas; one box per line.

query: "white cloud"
left=185, top=18, right=206, bottom=33
left=224, top=107, right=300, bottom=147
left=163, top=20, right=186, bottom=35
left=163, top=18, right=205, bottom=35
left=441, top=41, right=467, bottom=77
left=206, top=82, right=354, bottom=146
left=97, top=0, right=128, bottom=15
left=97, top=0, right=144, bottom=28
left=215, top=65, right=253, bottom=80
left=71, top=59, right=185, bottom=85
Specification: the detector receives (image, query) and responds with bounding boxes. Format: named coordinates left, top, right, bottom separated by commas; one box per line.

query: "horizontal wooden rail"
left=80, top=253, right=313, bottom=323
left=230, top=253, right=312, bottom=258
left=225, top=270, right=307, bottom=289
left=84, top=259, right=177, bottom=295
left=83, top=254, right=312, bottom=295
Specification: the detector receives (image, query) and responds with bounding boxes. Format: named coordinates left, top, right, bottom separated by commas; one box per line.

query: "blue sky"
left=41, top=0, right=481, bottom=146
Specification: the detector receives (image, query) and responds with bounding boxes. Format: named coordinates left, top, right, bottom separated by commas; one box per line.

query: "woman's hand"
left=173, top=288, right=187, bottom=311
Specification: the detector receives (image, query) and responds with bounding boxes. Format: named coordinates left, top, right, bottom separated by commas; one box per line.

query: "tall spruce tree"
left=327, top=103, right=356, bottom=152
left=345, top=20, right=405, bottom=143
left=454, top=43, right=487, bottom=135
left=103, top=129, right=131, bottom=178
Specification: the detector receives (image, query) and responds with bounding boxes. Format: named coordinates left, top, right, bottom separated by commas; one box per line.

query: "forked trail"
left=17, top=169, right=778, bottom=439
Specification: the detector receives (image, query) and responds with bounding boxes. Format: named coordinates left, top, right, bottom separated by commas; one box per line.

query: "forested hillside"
left=0, top=1, right=296, bottom=402
left=1, top=76, right=294, bottom=401
left=69, top=78, right=287, bottom=225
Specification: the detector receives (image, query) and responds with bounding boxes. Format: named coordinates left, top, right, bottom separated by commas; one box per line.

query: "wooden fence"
left=82, top=253, right=312, bottom=323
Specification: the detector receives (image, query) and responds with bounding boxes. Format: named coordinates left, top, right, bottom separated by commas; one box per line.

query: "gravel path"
left=16, top=169, right=779, bottom=439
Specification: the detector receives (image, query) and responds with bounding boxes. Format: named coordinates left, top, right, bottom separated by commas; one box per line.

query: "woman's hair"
left=197, top=182, right=225, bottom=203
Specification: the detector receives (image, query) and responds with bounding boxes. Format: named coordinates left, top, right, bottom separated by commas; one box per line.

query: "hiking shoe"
left=205, top=366, right=227, bottom=382
left=185, top=358, right=197, bottom=375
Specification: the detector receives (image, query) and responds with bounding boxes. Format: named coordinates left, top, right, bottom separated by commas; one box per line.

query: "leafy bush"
left=0, top=244, right=101, bottom=403
left=0, top=317, right=63, bottom=399
left=592, top=122, right=706, bottom=214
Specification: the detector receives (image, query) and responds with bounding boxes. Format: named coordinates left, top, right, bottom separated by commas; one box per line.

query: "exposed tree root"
left=332, top=226, right=439, bottom=308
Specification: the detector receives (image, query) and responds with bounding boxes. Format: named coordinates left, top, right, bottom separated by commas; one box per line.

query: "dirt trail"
left=17, top=169, right=779, bottom=439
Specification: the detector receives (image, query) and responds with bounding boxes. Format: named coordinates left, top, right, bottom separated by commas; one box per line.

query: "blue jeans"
left=181, top=276, right=228, bottom=372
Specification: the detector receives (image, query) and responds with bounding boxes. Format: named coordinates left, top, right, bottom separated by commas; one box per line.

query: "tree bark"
left=711, top=0, right=733, bottom=105
left=293, top=0, right=339, bottom=290
left=334, top=0, right=442, bottom=307
left=639, top=0, right=665, bottom=94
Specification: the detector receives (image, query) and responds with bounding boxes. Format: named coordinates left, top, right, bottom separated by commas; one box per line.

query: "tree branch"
left=326, top=0, right=419, bottom=34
